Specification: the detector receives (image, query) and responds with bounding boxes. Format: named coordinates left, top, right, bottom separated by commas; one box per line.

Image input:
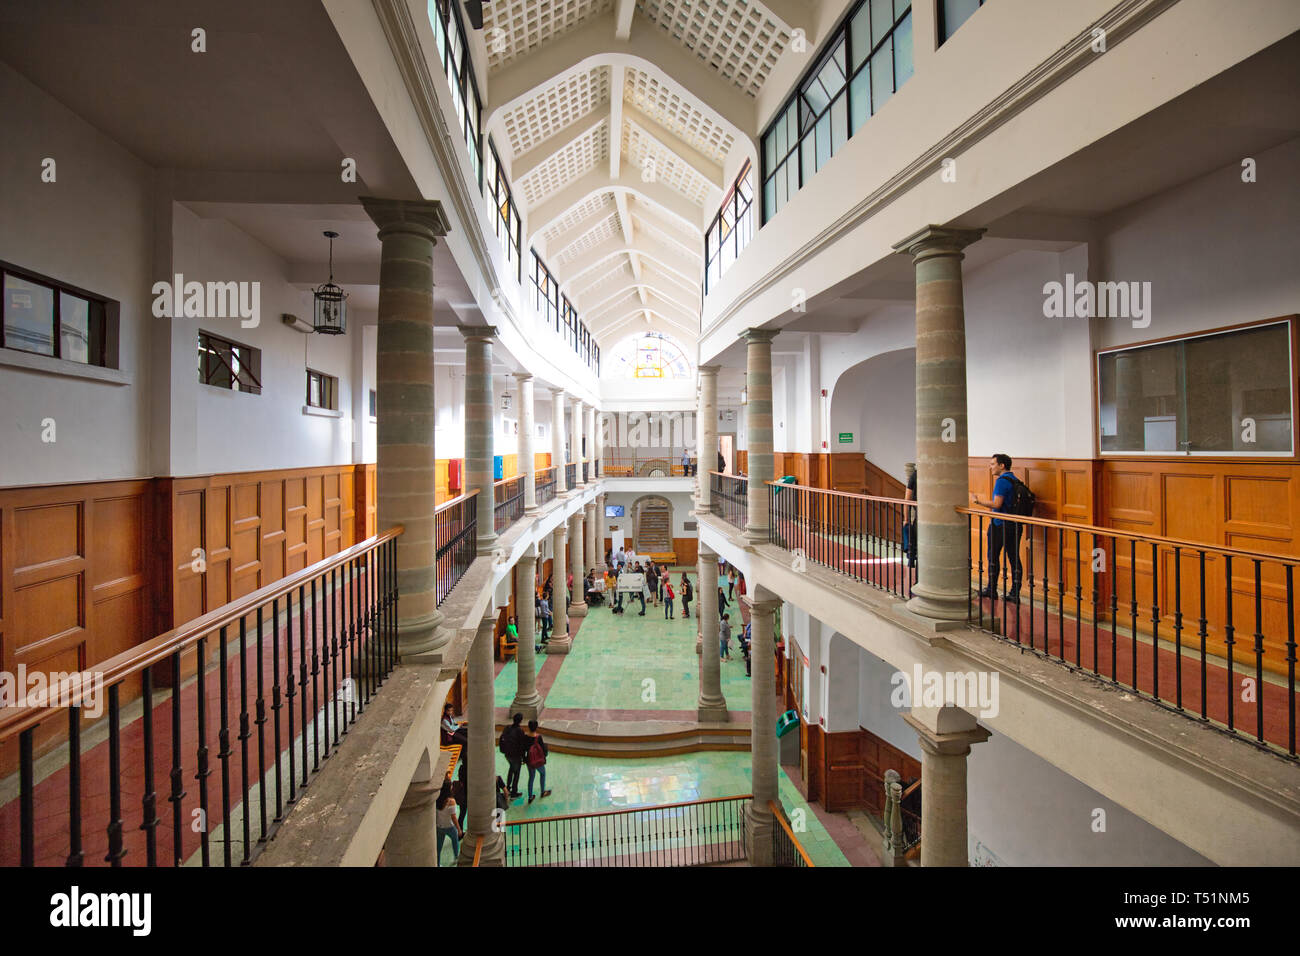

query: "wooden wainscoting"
left=672, top=537, right=699, bottom=566
left=166, top=465, right=358, bottom=629
left=800, top=725, right=922, bottom=813
left=0, top=479, right=154, bottom=771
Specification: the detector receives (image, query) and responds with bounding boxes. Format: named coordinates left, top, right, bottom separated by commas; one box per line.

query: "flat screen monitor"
left=605, top=505, right=625, bottom=517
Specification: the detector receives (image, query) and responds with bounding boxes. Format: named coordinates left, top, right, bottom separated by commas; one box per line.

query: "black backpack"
left=1004, top=474, right=1035, bottom=517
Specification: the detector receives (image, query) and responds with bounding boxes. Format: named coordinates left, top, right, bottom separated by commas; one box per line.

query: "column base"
left=544, top=634, right=572, bottom=655
left=509, top=690, right=543, bottom=722
left=396, top=610, right=447, bottom=663
left=457, top=828, right=506, bottom=867
left=697, top=699, right=729, bottom=722
left=745, top=802, right=774, bottom=866
left=383, top=778, right=437, bottom=867
left=905, top=581, right=970, bottom=622
left=744, top=525, right=768, bottom=545
left=525, top=505, right=543, bottom=516
left=569, top=600, right=588, bottom=618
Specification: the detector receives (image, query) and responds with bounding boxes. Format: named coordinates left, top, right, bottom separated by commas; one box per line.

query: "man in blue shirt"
left=972, top=453, right=1023, bottom=603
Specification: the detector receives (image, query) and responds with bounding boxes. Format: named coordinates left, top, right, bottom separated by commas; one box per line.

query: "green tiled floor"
left=496, top=570, right=753, bottom=712
left=436, top=750, right=848, bottom=866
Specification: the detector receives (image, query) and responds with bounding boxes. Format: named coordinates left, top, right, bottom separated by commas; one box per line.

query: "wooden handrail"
left=434, top=489, right=478, bottom=514
left=492, top=474, right=524, bottom=488
left=901, top=778, right=921, bottom=800
left=762, top=478, right=916, bottom=507
left=958, top=506, right=1300, bottom=567
left=503, top=793, right=753, bottom=827
left=0, top=526, right=404, bottom=741
left=768, top=800, right=815, bottom=867
left=471, top=834, right=484, bottom=867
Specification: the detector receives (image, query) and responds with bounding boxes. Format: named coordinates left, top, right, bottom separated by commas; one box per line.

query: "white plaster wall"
left=599, top=490, right=696, bottom=550
left=829, top=348, right=916, bottom=479
left=0, top=60, right=153, bottom=487
left=169, top=206, right=358, bottom=476
left=854, top=647, right=1210, bottom=866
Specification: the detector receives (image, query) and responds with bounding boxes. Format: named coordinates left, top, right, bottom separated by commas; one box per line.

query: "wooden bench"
left=441, top=744, right=462, bottom=781
left=498, top=630, right=517, bottom=662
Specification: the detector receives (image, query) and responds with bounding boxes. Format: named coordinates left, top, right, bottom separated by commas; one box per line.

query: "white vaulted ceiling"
left=483, top=0, right=797, bottom=354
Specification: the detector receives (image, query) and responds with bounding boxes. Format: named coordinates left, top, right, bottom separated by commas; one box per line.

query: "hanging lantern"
left=312, top=230, right=348, bottom=335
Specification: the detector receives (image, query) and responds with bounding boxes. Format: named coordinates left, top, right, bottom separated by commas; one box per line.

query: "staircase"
left=636, top=503, right=672, bottom=553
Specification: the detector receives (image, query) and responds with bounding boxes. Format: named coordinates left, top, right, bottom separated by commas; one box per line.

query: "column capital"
left=513, top=370, right=534, bottom=382
left=743, top=594, right=782, bottom=614
left=902, top=711, right=991, bottom=757
left=360, top=196, right=451, bottom=242
left=457, top=324, right=499, bottom=342
left=698, top=364, right=721, bottom=377
left=552, top=387, right=567, bottom=400
left=892, top=225, right=986, bottom=261
left=517, top=550, right=538, bottom=568
left=740, top=328, right=778, bottom=345
left=698, top=542, right=718, bottom=559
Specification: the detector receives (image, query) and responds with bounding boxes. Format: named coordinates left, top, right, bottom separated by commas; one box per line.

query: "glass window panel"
left=787, top=155, right=801, bottom=199
left=763, top=131, right=776, bottom=172
left=894, top=11, right=914, bottom=87
left=895, top=0, right=911, bottom=21
left=774, top=163, right=788, bottom=211
left=941, top=0, right=982, bottom=42
left=830, top=93, right=848, bottom=154
left=871, top=0, right=894, bottom=46
left=1185, top=324, right=1292, bottom=452
left=802, top=83, right=829, bottom=117
left=850, top=67, right=871, bottom=133
left=850, top=3, right=872, bottom=70
left=801, top=129, right=817, bottom=182
left=815, top=113, right=831, bottom=170
left=784, top=103, right=798, bottom=150
left=764, top=177, right=776, bottom=221
left=775, top=111, right=787, bottom=158
left=3, top=273, right=54, bottom=356
left=872, top=35, right=895, bottom=112
left=59, top=292, right=90, bottom=363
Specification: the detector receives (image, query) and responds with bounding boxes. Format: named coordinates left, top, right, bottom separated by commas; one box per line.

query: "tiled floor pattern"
left=495, top=570, right=754, bottom=712
left=435, top=749, right=853, bottom=867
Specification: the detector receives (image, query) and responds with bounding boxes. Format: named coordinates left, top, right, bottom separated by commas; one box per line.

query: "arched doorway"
left=632, top=494, right=672, bottom=554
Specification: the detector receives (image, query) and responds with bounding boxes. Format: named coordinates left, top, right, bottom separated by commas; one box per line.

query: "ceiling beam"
left=614, top=0, right=636, bottom=40
left=485, top=11, right=754, bottom=147
left=509, top=104, right=611, bottom=182
left=556, top=237, right=699, bottom=291
left=624, top=103, right=725, bottom=188
left=609, top=64, right=626, bottom=179
left=528, top=167, right=701, bottom=242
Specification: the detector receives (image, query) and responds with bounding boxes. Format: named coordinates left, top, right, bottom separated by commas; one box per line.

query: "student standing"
left=523, top=720, right=551, bottom=803
left=435, top=782, right=462, bottom=864
left=717, top=587, right=729, bottom=618
left=719, top=613, right=732, bottom=662
left=499, top=712, right=526, bottom=798
left=972, top=453, right=1025, bottom=603
left=539, top=594, right=553, bottom=642
left=681, top=572, right=693, bottom=619
left=664, top=581, right=675, bottom=619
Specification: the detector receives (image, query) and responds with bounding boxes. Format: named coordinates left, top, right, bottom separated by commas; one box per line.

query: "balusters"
left=169, top=649, right=186, bottom=866
left=67, top=707, right=83, bottom=866
left=140, top=666, right=158, bottom=866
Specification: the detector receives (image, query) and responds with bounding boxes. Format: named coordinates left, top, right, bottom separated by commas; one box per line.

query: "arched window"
left=607, top=332, right=692, bottom=379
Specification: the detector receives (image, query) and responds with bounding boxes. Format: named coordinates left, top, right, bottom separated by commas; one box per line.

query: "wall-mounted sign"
left=838, top=432, right=853, bottom=443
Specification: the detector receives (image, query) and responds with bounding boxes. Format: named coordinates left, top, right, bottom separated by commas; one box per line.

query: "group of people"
left=715, top=560, right=753, bottom=675
left=435, top=704, right=553, bottom=865
left=602, top=547, right=694, bottom=620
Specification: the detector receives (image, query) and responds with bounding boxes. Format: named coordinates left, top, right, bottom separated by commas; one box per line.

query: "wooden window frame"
left=198, top=329, right=262, bottom=395
left=0, top=259, right=114, bottom=368
left=306, top=368, right=338, bottom=411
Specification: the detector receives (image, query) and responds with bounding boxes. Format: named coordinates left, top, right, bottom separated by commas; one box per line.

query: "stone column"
left=697, top=543, right=727, bottom=721
left=546, top=524, right=571, bottom=654
left=569, top=510, right=587, bottom=617
left=362, top=196, right=451, bottom=662
left=584, top=403, right=596, bottom=478
left=585, top=501, right=600, bottom=575
left=894, top=225, right=985, bottom=621
left=901, top=706, right=990, bottom=867
left=743, top=331, right=777, bottom=544
left=571, top=397, right=585, bottom=488
left=594, top=406, right=605, bottom=478
left=696, top=365, right=719, bottom=514
left=461, top=326, right=497, bottom=556
left=552, top=388, right=567, bottom=494
left=745, top=589, right=782, bottom=865
left=511, top=550, right=542, bottom=720
left=457, top=612, right=506, bottom=866
left=516, top=372, right=539, bottom=514
left=384, top=749, right=437, bottom=866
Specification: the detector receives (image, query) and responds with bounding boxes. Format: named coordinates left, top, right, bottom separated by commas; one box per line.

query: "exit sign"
left=837, top=432, right=853, bottom=443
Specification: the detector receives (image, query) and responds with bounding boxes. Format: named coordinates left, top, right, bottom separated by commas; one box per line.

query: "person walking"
left=973, top=453, right=1026, bottom=603
left=646, top=563, right=659, bottom=608
left=499, top=712, right=526, bottom=798
left=719, top=613, right=732, bottom=662
left=435, top=782, right=462, bottom=865
left=539, top=593, right=553, bottom=643
left=680, top=572, right=693, bottom=619
left=664, top=581, right=675, bottom=619
left=717, top=586, right=729, bottom=618
left=523, top=719, right=551, bottom=803
left=727, top=568, right=737, bottom=600
left=681, top=449, right=691, bottom=476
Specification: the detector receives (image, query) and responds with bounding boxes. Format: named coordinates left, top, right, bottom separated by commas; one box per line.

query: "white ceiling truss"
left=482, top=0, right=788, bottom=356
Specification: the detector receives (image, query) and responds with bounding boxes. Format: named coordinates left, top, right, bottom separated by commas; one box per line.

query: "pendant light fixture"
left=312, top=230, right=348, bottom=334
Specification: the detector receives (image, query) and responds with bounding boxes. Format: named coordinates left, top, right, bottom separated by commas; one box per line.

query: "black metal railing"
left=603, top=455, right=692, bottom=477
left=493, top=475, right=524, bottom=533
left=582, top=461, right=589, bottom=484
left=565, top=462, right=576, bottom=488
left=709, top=471, right=747, bottom=529
left=769, top=800, right=814, bottom=867
left=436, top=491, right=478, bottom=606
left=963, top=508, right=1298, bottom=761
left=768, top=482, right=917, bottom=601
left=503, top=795, right=750, bottom=866
left=1, top=529, right=402, bottom=867
left=535, top=466, right=556, bottom=507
